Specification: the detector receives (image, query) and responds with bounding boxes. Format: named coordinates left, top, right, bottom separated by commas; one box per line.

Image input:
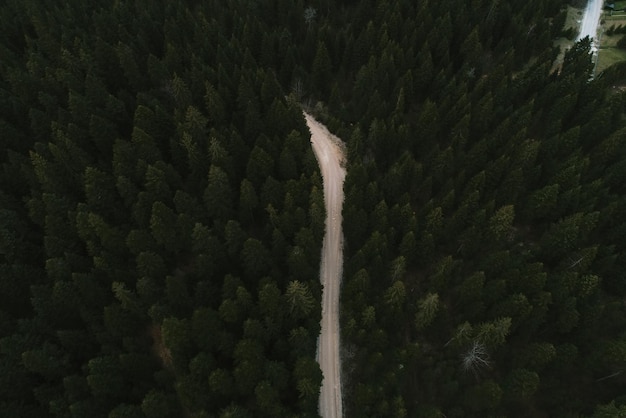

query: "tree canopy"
left=2, top=0, right=626, bottom=416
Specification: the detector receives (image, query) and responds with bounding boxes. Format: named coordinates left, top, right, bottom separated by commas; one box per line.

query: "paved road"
left=305, top=112, right=346, bottom=418
left=578, top=0, right=603, bottom=49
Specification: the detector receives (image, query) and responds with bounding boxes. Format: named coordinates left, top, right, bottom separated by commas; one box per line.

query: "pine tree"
left=415, top=293, right=440, bottom=330
left=384, top=281, right=406, bottom=312
left=204, top=165, right=233, bottom=222
left=311, top=41, right=332, bottom=97
left=285, top=280, right=315, bottom=319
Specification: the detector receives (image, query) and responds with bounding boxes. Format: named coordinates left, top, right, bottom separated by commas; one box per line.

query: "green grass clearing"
left=601, top=33, right=623, bottom=48
left=604, top=13, right=626, bottom=20
left=603, top=17, right=626, bottom=36
left=614, top=0, right=626, bottom=10
left=596, top=16, right=626, bottom=73
left=597, top=47, right=626, bottom=73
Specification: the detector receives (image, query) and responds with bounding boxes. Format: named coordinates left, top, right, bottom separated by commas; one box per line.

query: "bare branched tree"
left=304, top=6, right=317, bottom=28
left=461, top=340, right=491, bottom=378
left=568, top=255, right=585, bottom=269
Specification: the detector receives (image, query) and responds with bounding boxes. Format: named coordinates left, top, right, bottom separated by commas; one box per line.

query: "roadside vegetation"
left=599, top=14, right=626, bottom=73
left=553, top=1, right=626, bottom=75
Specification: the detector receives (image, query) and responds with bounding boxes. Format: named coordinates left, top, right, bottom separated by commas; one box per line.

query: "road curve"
left=305, top=112, right=346, bottom=418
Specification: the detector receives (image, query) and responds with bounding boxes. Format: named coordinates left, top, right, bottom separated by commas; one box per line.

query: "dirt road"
left=305, top=112, right=346, bottom=418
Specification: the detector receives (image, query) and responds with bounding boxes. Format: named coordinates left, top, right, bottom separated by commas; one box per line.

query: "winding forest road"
left=305, top=112, right=346, bottom=418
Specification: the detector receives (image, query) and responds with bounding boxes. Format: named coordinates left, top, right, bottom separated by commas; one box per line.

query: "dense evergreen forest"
left=2, top=0, right=626, bottom=416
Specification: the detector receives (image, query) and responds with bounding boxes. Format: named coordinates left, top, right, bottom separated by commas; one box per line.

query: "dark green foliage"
left=0, top=1, right=323, bottom=416
left=325, top=1, right=626, bottom=417
left=2, top=0, right=626, bottom=416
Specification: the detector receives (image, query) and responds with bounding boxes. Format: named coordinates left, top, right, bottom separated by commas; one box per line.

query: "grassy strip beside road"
left=565, top=5, right=584, bottom=33
left=597, top=43, right=626, bottom=72
left=597, top=17, right=626, bottom=73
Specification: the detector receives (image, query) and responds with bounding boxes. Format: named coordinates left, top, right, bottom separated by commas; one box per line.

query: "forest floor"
left=305, top=112, right=346, bottom=418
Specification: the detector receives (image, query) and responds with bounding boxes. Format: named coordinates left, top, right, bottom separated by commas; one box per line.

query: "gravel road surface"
left=305, top=112, right=346, bottom=418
